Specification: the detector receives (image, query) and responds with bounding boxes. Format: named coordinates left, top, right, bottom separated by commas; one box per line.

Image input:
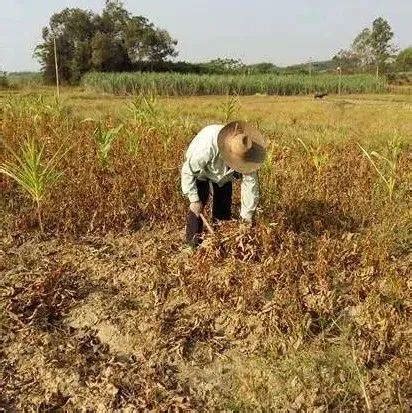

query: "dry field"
left=1, top=88, right=411, bottom=410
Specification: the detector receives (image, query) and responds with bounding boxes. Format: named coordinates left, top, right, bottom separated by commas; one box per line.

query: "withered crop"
left=0, top=90, right=410, bottom=411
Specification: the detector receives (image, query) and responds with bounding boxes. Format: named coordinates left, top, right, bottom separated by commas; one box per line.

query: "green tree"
left=351, top=28, right=374, bottom=69
left=205, top=58, right=245, bottom=74
left=91, top=31, right=131, bottom=72
left=34, top=8, right=96, bottom=83
left=70, top=40, right=92, bottom=81
left=334, top=17, right=397, bottom=75
left=144, top=29, right=178, bottom=62
left=246, top=63, right=279, bottom=74
left=396, top=47, right=412, bottom=72
left=369, top=17, right=396, bottom=76
left=124, top=16, right=178, bottom=63
left=35, top=0, right=178, bottom=83
left=98, top=0, right=130, bottom=34
left=124, top=16, right=151, bottom=62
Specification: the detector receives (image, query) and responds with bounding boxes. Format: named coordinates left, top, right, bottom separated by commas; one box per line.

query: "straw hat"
left=217, top=121, right=268, bottom=174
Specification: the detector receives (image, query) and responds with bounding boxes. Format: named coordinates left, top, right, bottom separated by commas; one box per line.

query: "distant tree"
left=125, top=16, right=178, bottom=63
left=144, top=29, right=178, bottom=62
left=205, top=58, right=243, bottom=73
left=332, top=49, right=360, bottom=72
left=91, top=31, right=130, bottom=72
left=35, top=0, right=178, bottom=83
left=351, top=28, right=374, bottom=69
left=34, top=8, right=95, bottom=83
left=396, top=47, right=412, bottom=72
left=69, top=40, right=93, bottom=81
left=334, top=17, right=397, bottom=75
left=124, top=16, right=151, bottom=62
left=246, top=62, right=279, bottom=74
left=98, top=0, right=130, bottom=34
left=91, top=1, right=129, bottom=71
left=369, top=17, right=397, bottom=76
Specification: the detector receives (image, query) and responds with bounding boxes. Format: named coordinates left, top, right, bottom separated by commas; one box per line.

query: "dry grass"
left=0, top=88, right=411, bottom=410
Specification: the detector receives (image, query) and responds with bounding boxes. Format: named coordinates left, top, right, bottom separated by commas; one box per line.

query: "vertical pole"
left=53, top=37, right=60, bottom=99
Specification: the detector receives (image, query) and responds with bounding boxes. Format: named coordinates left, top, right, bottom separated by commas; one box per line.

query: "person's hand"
left=190, top=201, right=203, bottom=216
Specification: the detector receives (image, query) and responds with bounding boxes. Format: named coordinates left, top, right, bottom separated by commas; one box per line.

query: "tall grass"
left=93, top=123, right=124, bottom=167
left=0, top=136, right=67, bottom=232
left=7, top=72, right=44, bottom=88
left=82, top=72, right=387, bottom=96
left=219, top=95, right=240, bottom=122
left=358, top=138, right=403, bottom=201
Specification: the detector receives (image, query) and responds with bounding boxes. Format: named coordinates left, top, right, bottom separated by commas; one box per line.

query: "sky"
left=0, top=0, right=411, bottom=72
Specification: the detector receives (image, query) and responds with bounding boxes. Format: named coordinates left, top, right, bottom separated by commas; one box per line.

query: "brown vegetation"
left=1, top=90, right=411, bottom=410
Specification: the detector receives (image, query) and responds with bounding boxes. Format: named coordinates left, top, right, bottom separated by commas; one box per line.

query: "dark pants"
left=186, top=180, right=232, bottom=246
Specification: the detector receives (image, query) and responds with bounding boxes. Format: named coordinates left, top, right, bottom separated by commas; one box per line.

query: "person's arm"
left=240, top=172, right=260, bottom=221
left=181, top=150, right=210, bottom=203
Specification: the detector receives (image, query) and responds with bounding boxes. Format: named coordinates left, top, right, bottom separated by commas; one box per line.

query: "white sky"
left=0, top=0, right=411, bottom=71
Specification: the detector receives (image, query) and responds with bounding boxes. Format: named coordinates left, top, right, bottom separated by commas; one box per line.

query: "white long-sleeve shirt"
left=181, top=124, right=260, bottom=221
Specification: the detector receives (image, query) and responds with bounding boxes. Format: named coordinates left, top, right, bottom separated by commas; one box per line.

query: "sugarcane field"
left=1, top=1, right=411, bottom=411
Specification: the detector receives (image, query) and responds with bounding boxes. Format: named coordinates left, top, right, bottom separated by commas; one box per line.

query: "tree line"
left=33, top=1, right=412, bottom=84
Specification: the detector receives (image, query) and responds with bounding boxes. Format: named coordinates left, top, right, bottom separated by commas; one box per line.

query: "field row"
left=82, top=72, right=388, bottom=96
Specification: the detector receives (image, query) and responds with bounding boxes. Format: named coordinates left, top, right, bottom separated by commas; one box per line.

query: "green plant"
left=0, top=136, right=67, bottom=232
left=358, top=138, right=401, bottom=200
left=219, top=95, right=240, bottom=123
left=93, top=123, right=124, bottom=166
left=125, top=128, right=141, bottom=156
left=260, top=140, right=279, bottom=205
left=297, top=137, right=329, bottom=173
left=2, top=94, right=69, bottom=122
left=127, top=92, right=160, bottom=122
left=82, top=72, right=388, bottom=96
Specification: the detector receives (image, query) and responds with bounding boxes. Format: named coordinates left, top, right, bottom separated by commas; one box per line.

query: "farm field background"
left=1, top=87, right=411, bottom=410
left=82, top=72, right=388, bottom=96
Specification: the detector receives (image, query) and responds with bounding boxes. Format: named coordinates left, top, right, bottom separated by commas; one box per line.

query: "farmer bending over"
left=181, top=121, right=268, bottom=247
